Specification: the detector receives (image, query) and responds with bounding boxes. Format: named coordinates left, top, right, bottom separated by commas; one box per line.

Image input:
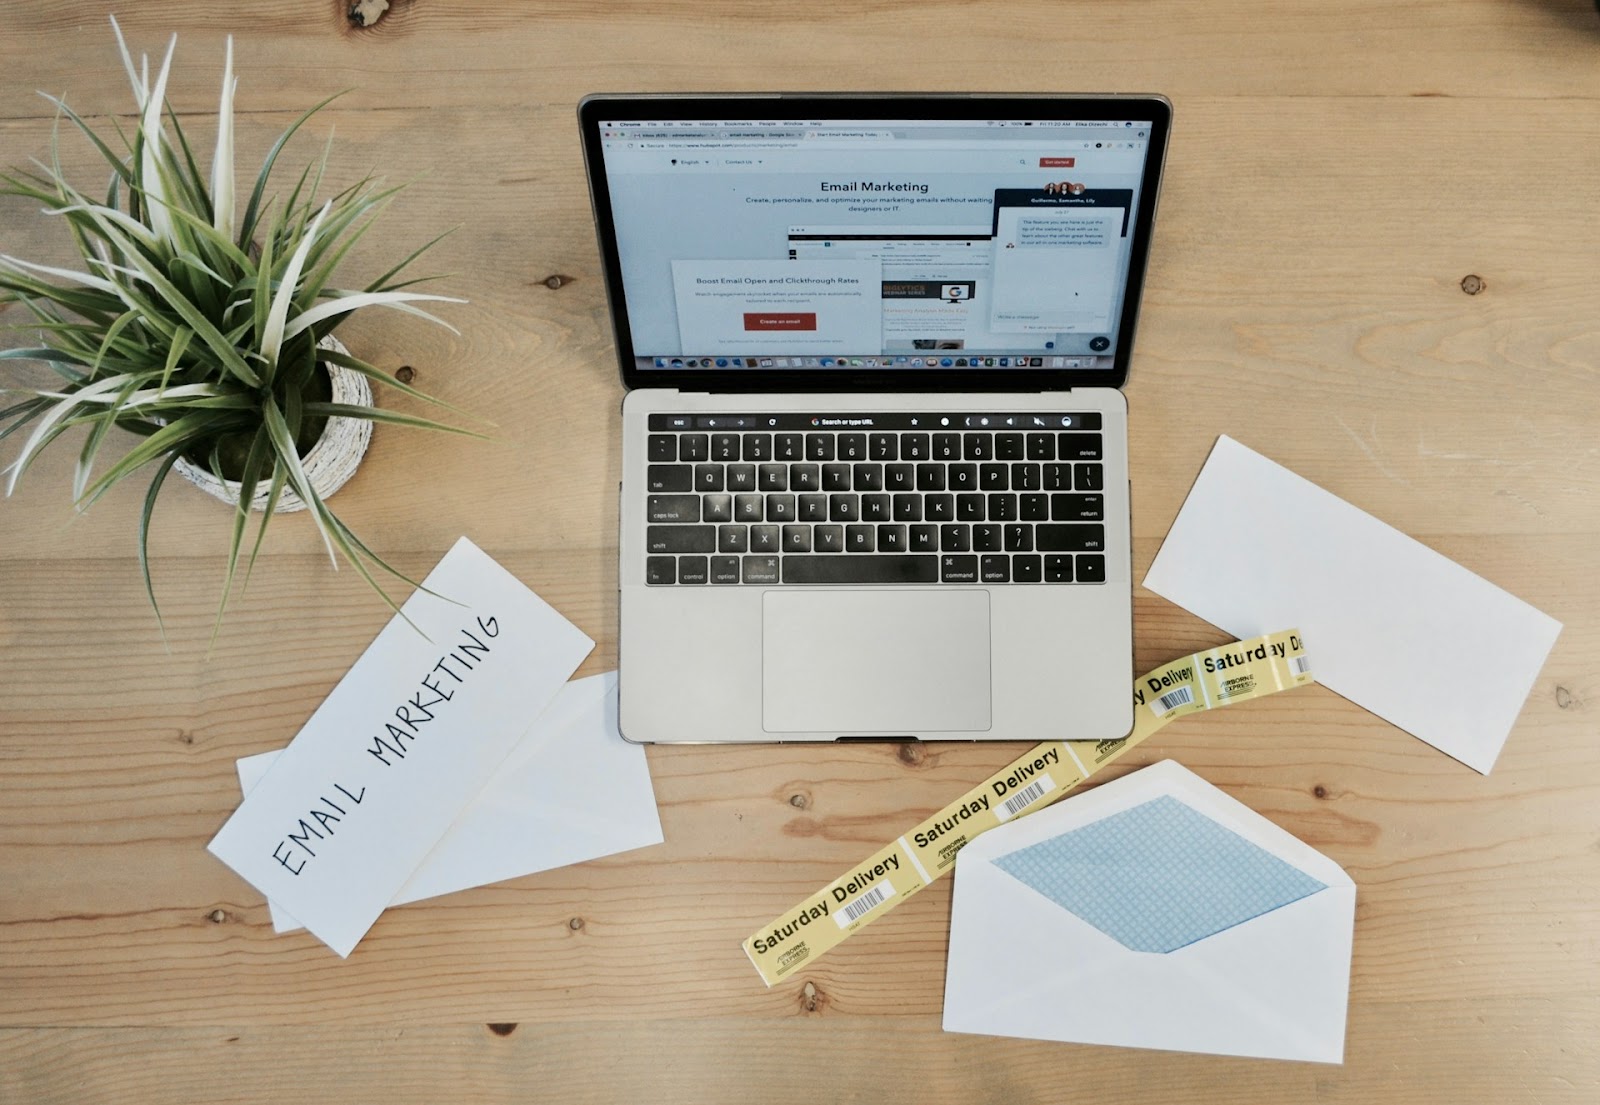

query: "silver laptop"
left=578, top=94, right=1171, bottom=744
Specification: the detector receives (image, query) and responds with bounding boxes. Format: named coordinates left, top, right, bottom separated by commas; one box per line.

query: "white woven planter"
left=174, top=336, right=372, bottom=513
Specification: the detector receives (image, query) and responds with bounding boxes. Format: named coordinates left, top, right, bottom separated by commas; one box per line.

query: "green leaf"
left=138, top=452, right=181, bottom=637
left=237, top=90, right=347, bottom=249
left=76, top=408, right=242, bottom=509
left=364, top=227, right=456, bottom=294
left=261, top=397, right=337, bottom=566
left=301, top=401, right=488, bottom=439
left=213, top=423, right=272, bottom=644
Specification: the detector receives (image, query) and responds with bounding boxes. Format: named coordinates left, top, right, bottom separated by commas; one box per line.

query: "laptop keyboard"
left=641, top=412, right=1111, bottom=586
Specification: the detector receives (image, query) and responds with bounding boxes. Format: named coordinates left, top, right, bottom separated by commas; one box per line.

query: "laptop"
left=578, top=93, right=1171, bottom=744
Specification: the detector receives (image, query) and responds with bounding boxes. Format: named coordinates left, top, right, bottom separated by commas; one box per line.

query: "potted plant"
left=0, top=18, right=479, bottom=631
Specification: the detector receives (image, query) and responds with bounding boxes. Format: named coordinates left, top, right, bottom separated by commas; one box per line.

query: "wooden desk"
left=2, top=3, right=1597, bottom=1101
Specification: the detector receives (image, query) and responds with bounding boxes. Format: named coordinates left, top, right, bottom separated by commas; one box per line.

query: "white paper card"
left=1143, top=436, right=1561, bottom=773
left=208, top=537, right=594, bottom=955
left=235, top=673, right=662, bottom=933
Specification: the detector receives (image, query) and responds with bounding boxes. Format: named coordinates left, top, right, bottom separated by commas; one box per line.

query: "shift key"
left=647, top=525, right=715, bottom=553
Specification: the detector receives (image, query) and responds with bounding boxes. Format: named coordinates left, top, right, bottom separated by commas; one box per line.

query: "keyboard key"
left=1036, top=523, right=1105, bottom=551
left=766, top=494, right=796, bottom=522
left=869, top=433, right=898, bottom=461
left=1012, top=462, right=1041, bottom=491
left=988, top=493, right=1018, bottom=522
left=814, top=525, right=844, bottom=552
left=940, top=554, right=979, bottom=583
left=924, top=494, right=955, bottom=521
left=751, top=525, right=781, bottom=552
left=1013, top=554, right=1042, bottom=582
left=1059, top=433, right=1102, bottom=460
left=678, top=555, right=709, bottom=585
left=717, top=525, right=749, bottom=554
left=916, top=463, right=946, bottom=491
left=963, top=433, right=992, bottom=460
left=981, top=554, right=1010, bottom=583
left=702, top=494, right=732, bottom=523
left=799, top=493, right=829, bottom=522
left=648, top=435, right=676, bottom=462
left=743, top=433, right=772, bottom=461
left=1051, top=493, right=1104, bottom=521
left=1021, top=494, right=1050, bottom=520
left=979, top=463, right=1008, bottom=491
left=710, top=555, right=741, bottom=584
left=648, top=465, right=691, bottom=492
left=679, top=433, right=709, bottom=461
left=1076, top=554, right=1107, bottom=583
left=726, top=464, right=756, bottom=492
left=830, top=493, right=860, bottom=522
left=1076, top=463, right=1104, bottom=491
left=648, top=495, right=699, bottom=523
left=775, top=433, right=804, bottom=461
left=973, top=523, right=1003, bottom=551
left=790, top=463, right=820, bottom=491
left=995, top=433, right=1024, bottom=460
left=838, top=433, right=867, bottom=460
left=734, top=493, right=763, bottom=522
left=877, top=524, right=907, bottom=551
left=784, top=555, right=938, bottom=584
left=949, top=463, right=977, bottom=491
left=933, top=433, right=961, bottom=460
left=861, top=494, right=891, bottom=521
left=645, top=556, right=675, bottom=585
left=782, top=524, right=811, bottom=553
left=1004, top=524, right=1033, bottom=552
left=822, top=463, right=852, bottom=491
left=694, top=463, right=724, bottom=492
left=1042, top=463, right=1072, bottom=491
left=940, top=524, right=972, bottom=552
left=885, top=463, right=915, bottom=490
left=806, top=434, right=835, bottom=461
left=853, top=463, right=884, bottom=491
left=743, top=555, right=781, bottom=585
left=758, top=463, right=788, bottom=491
left=909, top=524, right=938, bottom=552
left=712, top=434, right=740, bottom=461
left=901, top=433, right=930, bottom=461
left=1026, top=433, right=1056, bottom=461
left=956, top=493, right=986, bottom=521
left=1043, top=554, right=1074, bottom=583
left=846, top=524, right=876, bottom=552
left=892, top=493, right=922, bottom=521
left=648, top=525, right=713, bottom=553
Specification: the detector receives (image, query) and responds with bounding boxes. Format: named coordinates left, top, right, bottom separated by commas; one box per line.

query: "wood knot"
left=1313, top=785, right=1329, bottom=800
left=348, top=0, right=390, bottom=27
left=788, top=792, right=810, bottom=809
left=568, top=916, right=585, bottom=931
left=544, top=274, right=571, bottom=290
left=1555, top=686, right=1577, bottom=709
left=176, top=730, right=196, bottom=745
left=207, top=909, right=229, bottom=924
left=1459, top=274, right=1485, bottom=295
left=799, top=980, right=825, bottom=1013
left=896, top=743, right=925, bottom=767
left=486, top=1023, right=517, bottom=1037
left=395, top=365, right=415, bottom=384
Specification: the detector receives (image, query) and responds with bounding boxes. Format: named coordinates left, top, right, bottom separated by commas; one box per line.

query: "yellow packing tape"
left=742, top=629, right=1314, bottom=986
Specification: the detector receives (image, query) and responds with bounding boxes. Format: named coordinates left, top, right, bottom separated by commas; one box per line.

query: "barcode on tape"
left=1291, top=655, right=1313, bottom=676
left=834, top=880, right=893, bottom=927
left=996, top=775, right=1057, bottom=822
left=1152, top=685, right=1194, bottom=716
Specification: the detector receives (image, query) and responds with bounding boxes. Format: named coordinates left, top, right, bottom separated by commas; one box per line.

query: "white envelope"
left=237, top=673, right=664, bottom=933
left=943, top=760, right=1355, bottom=1063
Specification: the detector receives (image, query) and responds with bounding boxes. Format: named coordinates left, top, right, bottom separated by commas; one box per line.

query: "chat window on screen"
left=988, top=189, right=1133, bottom=334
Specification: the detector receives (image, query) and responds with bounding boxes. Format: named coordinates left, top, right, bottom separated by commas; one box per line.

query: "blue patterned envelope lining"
left=992, top=795, right=1327, bottom=954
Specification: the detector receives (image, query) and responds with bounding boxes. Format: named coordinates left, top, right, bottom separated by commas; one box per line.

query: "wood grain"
left=1, top=1, right=1597, bottom=1101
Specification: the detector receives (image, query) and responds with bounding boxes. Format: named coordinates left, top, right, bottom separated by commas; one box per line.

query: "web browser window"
left=596, top=118, right=1154, bottom=373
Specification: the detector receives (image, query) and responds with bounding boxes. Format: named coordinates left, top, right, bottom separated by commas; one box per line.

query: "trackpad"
left=762, top=590, right=992, bottom=734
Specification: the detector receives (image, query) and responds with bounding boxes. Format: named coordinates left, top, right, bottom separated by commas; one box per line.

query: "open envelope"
left=943, top=760, right=1355, bottom=1063
left=238, top=672, right=663, bottom=933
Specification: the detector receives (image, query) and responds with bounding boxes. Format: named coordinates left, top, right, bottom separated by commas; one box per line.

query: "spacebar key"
left=782, top=555, right=939, bottom=584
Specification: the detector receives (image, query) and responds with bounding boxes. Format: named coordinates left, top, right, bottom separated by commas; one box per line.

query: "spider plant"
left=0, top=18, right=482, bottom=634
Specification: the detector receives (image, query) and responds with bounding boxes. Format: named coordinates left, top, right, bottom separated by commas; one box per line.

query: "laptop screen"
left=582, top=97, right=1169, bottom=390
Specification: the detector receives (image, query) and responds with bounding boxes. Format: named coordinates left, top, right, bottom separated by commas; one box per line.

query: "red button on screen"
left=1039, top=157, right=1077, bottom=168
left=743, top=312, right=817, bottom=331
